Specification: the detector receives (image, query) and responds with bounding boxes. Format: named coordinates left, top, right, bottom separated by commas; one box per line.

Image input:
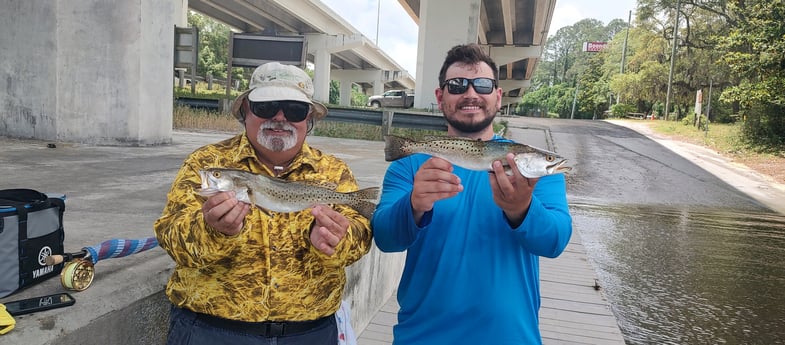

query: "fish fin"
left=422, top=134, right=454, bottom=141
left=349, top=186, right=381, bottom=201
left=384, top=135, right=413, bottom=161
left=350, top=200, right=378, bottom=220
left=300, top=180, right=338, bottom=190
left=248, top=188, right=257, bottom=207
left=259, top=207, right=272, bottom=217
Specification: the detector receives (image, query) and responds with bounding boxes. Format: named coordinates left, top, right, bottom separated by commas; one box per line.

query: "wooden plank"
left=356, top=233, right=626, bottom=344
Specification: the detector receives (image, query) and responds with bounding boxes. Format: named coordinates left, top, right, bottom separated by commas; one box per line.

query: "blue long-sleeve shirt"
left=372, top=138, right=572, bottom=345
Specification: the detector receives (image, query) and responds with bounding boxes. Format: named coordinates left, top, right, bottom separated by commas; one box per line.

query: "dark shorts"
left=166, top=305, right=338, bottom=345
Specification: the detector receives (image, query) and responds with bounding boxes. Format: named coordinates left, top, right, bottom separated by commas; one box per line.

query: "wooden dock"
left=357, top=233, right=626, bottom=344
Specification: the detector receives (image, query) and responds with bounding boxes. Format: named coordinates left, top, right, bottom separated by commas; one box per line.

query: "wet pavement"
left=523, top=117, right=785, bottom=344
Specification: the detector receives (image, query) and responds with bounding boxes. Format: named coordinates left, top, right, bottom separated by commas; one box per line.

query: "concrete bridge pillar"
left=413, top=0, right=481, bottom=109
left=311, top=48, right=332, bottom=105
left=0, top=1, right=176, bottom=145
left=306, top=33, right=366, bottom=106
left=331, top=69, right=388, bottom=106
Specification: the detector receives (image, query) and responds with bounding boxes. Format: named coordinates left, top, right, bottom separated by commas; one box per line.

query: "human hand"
left=410, top=157, right=463, bottom=223
left=201, top=191, right=250, bottom=236
left=310, top=204, right=351, bottom=256
left=489, top=153, right=538, bottom=227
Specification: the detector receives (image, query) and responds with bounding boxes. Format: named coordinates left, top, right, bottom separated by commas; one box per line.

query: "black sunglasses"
left=248, top=101, right=310, bottom=122
left=441, top=77, right=497, bottom=95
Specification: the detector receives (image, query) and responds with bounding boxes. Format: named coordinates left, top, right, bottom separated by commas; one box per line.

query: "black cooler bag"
left=0, top=189, right=65, bottom=298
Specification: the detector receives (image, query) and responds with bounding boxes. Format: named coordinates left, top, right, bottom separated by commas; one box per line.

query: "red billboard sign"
left=582, top=41, right=608, bottom=52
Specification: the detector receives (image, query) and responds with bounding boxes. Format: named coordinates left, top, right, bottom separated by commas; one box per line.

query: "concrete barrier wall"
left=344, top=246, right=405, bottom=333
left=0, top=2, right=58, bottom=139
left=48, top=248, right=403, bottom=345
left=0, top=1, right=174, bottom=145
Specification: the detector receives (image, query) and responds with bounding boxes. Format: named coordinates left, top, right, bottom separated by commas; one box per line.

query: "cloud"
left=551, top=0, right=636, bottom=33
left=550, top=4, right=583, bottom=35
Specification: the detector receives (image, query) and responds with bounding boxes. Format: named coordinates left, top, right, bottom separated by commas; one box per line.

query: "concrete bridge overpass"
left=187, top=0, right=556, bottom=111
left=184, top=0, right=416, bottom=109
left=0, top=0, right=555, bottom=144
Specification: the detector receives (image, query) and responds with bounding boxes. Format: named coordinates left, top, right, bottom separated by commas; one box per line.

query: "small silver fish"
left=384, top=135, right=571, bottom=178
left=196, top=168, right=379, bottom=219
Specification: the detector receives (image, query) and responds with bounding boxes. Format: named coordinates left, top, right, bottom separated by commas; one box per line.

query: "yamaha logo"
left=38, top=246, right=52, bottom=266
left=33, top=246, right=56, bottom=278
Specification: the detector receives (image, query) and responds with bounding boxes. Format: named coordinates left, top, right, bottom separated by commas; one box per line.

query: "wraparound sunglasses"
left=441, top=77, right=497, bottom=95
left=249, top=101, right=310, bottom=122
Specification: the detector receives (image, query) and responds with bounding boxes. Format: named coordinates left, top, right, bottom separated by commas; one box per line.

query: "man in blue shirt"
left=371, top=44, right=573, bottom=344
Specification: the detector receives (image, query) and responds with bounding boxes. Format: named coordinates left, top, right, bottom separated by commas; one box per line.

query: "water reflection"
left=571, top=203, right=785, bottom=345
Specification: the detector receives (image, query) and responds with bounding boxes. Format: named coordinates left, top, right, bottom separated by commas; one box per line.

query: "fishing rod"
left=44, top=237, right=159, bottom=291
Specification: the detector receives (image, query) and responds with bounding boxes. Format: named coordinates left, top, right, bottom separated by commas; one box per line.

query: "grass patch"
left=648, top=120, right=785, bottom=184
left=648, top=120, right=784, bottom=158
left=173, top=105, right=241, bottom=132
left=174, top=85, right=240, bottom=100
left=650, top=121, right=747, bottom=155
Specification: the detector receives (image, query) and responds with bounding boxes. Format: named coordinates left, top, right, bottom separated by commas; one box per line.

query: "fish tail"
left=349, top=186, right=380, bottom=201
left=350, top=199, right=378, bottom=219
left=384, top=135, right=414, bottom=161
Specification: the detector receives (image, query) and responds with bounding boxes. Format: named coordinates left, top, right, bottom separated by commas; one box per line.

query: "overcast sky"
left=319, top=0, right=638, bottom=78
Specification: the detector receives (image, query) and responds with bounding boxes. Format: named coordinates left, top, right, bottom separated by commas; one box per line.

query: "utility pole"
left=616, top=10, right=632, bottom=105
left=664, top=0, right=681, bottom=121
left=705, top=79, right=713, bottom=136
left=570, top=80, right=579, bottom=119
left=620, top=10, right=631, bottom=75
left=375, top=0, right=381, bottom=45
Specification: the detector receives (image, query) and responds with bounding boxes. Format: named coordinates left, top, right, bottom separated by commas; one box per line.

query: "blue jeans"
left=166, top=305, right=338, bottom=345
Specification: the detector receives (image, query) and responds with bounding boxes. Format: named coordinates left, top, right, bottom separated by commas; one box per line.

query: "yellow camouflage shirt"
left=153, top=132, right=372, bottom=322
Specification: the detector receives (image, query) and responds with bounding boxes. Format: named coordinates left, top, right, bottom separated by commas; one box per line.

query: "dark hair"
left=437, top=43, right=499, bottom=87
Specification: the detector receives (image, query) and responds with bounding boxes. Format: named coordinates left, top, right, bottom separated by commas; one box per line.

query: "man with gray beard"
left=154, top=62, right=372, bottom=345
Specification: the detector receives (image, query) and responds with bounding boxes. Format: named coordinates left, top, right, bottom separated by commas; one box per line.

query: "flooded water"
left=571, top=203, right=785, bottom=344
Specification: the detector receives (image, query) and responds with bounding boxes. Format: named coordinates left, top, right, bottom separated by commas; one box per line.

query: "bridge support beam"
left=331, top=69, right=386, bottom=107
left=0, top=1, right=176, bottom=144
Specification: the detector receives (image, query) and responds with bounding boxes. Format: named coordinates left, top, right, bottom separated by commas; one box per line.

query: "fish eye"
left=212, top=171, right=221, bottom=178
left=546, top=155, right=554, bottom=162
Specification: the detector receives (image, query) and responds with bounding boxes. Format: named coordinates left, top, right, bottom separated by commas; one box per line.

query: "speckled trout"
left=196, top=168, right=379, bottom=219
left=384, top=135, right=571, bottom=178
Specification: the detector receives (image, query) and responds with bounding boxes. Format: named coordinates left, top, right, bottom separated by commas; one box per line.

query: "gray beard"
left=257, top=123, right=298, bottom=152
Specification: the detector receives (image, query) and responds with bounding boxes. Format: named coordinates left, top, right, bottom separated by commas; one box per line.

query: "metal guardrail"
left=175, top=97, right=221, bottom=110
left=327, top=108, right=447, bottom=132
left=175, top=97, right=447, bottom=133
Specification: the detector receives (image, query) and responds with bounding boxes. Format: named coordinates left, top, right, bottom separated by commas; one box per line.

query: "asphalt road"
left=502, top=116, right=784, bottom=214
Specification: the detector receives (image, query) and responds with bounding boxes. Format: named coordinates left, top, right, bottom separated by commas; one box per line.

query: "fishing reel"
left=60, top=259, right=95, bottom=291
left=46, top=252, right=95, bottom=291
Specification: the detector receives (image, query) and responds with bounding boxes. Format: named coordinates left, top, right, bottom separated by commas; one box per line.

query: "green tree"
left=718, top=0, right=785, bottom=146
left=576, top=52, right=610, bottom=119
left=187, top=11, right=246, bottom=89
left=188, top=12, right=230, bottom=79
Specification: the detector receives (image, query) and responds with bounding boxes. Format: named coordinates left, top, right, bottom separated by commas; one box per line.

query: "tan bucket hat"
left=231, top=62, right=327, bottom=122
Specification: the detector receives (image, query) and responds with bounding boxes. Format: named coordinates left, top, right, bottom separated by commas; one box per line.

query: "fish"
left=196, top=168, right=380, bottom=219
left=384, top=134, right=571, bottom=178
